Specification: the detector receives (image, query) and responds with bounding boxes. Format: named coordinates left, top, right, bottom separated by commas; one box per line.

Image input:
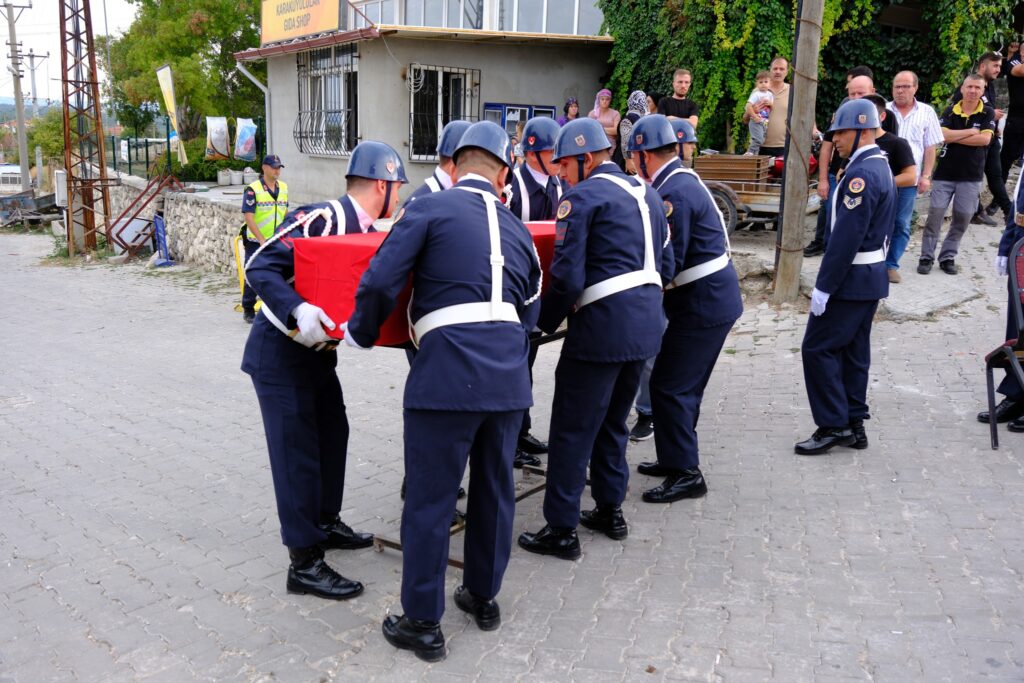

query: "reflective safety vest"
left=246, top=179, right=289, bottom=240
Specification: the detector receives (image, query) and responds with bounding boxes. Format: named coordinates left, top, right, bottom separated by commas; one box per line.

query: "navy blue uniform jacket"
left=655, top=160, right=743, bottom=327
left=538, top=162, right=674, bottom=361
left=403, top=168, right=449, bottom=207
left=508, top=165, right=563, bottom=222
left=817, top=145, right=897, bottom=300
left=347, top=177, right=542, bottom=412
left=241, top=196, right=365, bottom=386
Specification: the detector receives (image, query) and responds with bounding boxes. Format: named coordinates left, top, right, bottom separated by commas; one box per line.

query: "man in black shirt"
left=1001, top=42, right=1024, bottom=189
left=658, top=69, right=700, bottom=129
left=863, top=95, right=918, bottom=283
left=918, top=74, right=996, bottom=276
left=975, top=51, right=1011, bottom=225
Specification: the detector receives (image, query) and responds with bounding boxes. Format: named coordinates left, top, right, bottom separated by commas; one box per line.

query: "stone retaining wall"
left=107, top=174, right=242, bottom=274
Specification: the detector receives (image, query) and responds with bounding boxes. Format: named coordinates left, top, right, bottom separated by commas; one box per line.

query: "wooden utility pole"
left=772, top=0, right=825, bottom=304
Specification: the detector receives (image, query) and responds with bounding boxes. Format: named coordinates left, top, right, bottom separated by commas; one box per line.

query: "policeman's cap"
left=346, top=141, right=409, bottom=183
left=627, top=115, right=676, bottom=152
left=437, top=120, right=473, bottom=158
left=552, top=118, right=611, bottom=162
left=521, top=117, right=561, bottom=153
left=828, top=98, right=880, bottom=132
left=453, top=121, right=514, bottom=170
left=262, top=154, right=284, bottom=169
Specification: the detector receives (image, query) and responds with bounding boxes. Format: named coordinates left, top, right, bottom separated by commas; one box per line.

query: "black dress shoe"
left=803, top=240, right=824, bottom=257
left=518, top=525, right=581, bottom=560
left=579, top=505, right=628, bottom=539
left=454, top=585, right=501, bottom=631
left=794, top=427, right=855, bottom=455
left=1008, top=417, right=1024, bottom=433
left=850, top=419, right=868, bottom=450
left=977, top=398, right=1024, bottom=424
left=319, top=516, right=374, bottom=550
left=382, top=615, right=446, bottom=662
left=513, top=449, right=542, bottom=468
left=637, top=460, right=674, bottom=476
left=917, top=257, right=933, bottom=275
left=642, top=468, right=708, bottom=503
left=939, top=259, right=957, bottom=275
left=518, top=432, right=549, bottom=455
left=286, top=546, right=363, bottom=600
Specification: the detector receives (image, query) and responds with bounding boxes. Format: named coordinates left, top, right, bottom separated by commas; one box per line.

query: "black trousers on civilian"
left=983, top=137, right=1012, bottom=216
left=1001, top=117, right=1024, bottom=185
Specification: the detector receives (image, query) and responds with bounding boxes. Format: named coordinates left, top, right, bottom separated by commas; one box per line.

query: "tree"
left=27, top=108, right=66, bottom=163
left=101, top=0, right=264, bottom=140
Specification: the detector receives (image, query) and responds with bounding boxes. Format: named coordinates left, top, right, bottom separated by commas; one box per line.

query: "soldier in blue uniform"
left=978, top=171, right=1024, bottom=432
left=796, top=99, right=897, bottom=455
left=506, top=115, right=565, bottom=467
left=403, top=119, right=472, bottom=206
left=517, top=118, right=674, bottom=560
left=241, top=140, right=408, bottom=600
left=625, top=115, right=744, bottom=502
left=344, top=122, right=541, bottom=662
left=671, top=119, right=698, bottom=166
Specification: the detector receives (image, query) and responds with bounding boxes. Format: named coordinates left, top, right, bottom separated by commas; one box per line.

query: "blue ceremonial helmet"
left=626, top=114, right=676, bottom=152
left=829, top=98, right=880, bottom=132
left=346, top=140, right=409, bottom=183
left=521, top=117, right=561, bottom=152
left=437, top=120, right=473, bottom=159
left=453, top=120, right=515, bottom=170
left=671, top=119, right=698, bottom=144
left=553, top=118, right=611, bottom=182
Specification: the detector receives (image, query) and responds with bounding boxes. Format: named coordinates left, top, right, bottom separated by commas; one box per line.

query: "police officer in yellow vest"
left=241, top=154, right=289, bottom=323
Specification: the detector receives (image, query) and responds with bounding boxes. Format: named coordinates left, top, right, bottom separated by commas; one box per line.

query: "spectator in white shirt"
left=885, top=70, right=943, bottom=277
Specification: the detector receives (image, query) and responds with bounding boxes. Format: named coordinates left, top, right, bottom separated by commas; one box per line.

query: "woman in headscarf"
left=646, top=92, right=662, bottom=114
left=618, top=90, right=650, bottom=174
left=557, top=97, right=580, bottom=126
left=587, top=88, right=621, bottom=149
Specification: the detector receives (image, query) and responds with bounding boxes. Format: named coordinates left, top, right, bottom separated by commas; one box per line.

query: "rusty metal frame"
left=109, top=174, right=184, bottom=256
left=60, top=0, right=115, bottom=256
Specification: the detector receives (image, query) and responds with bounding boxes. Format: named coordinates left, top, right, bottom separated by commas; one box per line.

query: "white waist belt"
left=412, top=301, right=520, bottom=343
left=666, top=253, right=730, bottom=289
left=852, top=248, right=885, bottom=265
left=578, top=270, right=664, bottom=308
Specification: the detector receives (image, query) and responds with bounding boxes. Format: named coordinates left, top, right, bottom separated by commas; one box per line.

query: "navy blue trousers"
left=252, top=375, right=349, bottom=548
left=998, top=280, right=1024, bottom=400
left=650, top=319, right=735, bottom=471
left=401, top=409, right=521, bottom=622
left=242, top=237, right=258, bottom=311
left=801, top=299, right=878, bottom=428
left=520, top=333, right=541, bottom=435
left=543, top=357, right=644, bottom=528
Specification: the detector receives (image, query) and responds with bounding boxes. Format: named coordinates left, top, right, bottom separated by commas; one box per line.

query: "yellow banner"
left=155, top=64, right=189, bottom=166
left=261, top=0, right=340, bottom=45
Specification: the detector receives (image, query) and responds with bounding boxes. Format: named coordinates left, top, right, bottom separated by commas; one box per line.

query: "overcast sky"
left=0, top=0, right=138, bottom=105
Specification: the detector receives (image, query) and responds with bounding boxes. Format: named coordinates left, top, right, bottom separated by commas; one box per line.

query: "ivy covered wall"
left=599, top=0, right=1015, bottom=152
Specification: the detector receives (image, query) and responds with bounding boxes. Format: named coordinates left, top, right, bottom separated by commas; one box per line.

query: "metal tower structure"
left=59, top=0, right=113, bottom=255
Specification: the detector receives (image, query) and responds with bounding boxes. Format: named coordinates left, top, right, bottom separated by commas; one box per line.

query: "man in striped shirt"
left=886, top=71, right=943, bottom=280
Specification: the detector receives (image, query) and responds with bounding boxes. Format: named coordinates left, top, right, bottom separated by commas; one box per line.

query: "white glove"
left=810, top=287, right=830, bottom=317
left=292, top=302, right=334, bottom=346
left=996, top=255, right=1008, bottom=277
left=340, top=321, right=371, bottom=350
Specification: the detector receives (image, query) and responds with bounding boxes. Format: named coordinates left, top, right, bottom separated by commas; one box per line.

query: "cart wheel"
left=709, top=188, right=739, bottom=235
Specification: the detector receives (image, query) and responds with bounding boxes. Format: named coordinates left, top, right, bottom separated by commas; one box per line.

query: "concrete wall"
left=266, top=36, right=611, bottom=204
left=108, top=174, right=242, bottom=273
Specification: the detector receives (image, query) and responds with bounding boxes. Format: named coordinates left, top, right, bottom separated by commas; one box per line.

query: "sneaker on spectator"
left=629, top=414, right=654, bottom=442
left=972, top=211, right=997, bottom=226
left=887, top=268, right=901, bottom=283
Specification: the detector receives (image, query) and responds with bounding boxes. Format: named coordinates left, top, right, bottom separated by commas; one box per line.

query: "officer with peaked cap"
left=344, top=121, right=541, bottom=662
left=517, top=117, right=674, bottom=560
left=241, top=140, right=408, bottom=600
left=507, top=115, right=564, bottom=467
left=626, top=114, right=743, bottom=502
left=404, top=119, right=473, bottom=206
left=796, top=98, right=896, bottom=455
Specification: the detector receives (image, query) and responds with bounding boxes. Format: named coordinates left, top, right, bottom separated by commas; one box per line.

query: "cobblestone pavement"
left=2, top=213, right=1023, bottom=682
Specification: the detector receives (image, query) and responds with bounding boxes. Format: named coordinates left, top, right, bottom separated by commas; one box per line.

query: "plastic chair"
left=985, top=236, right=1024, bottom=449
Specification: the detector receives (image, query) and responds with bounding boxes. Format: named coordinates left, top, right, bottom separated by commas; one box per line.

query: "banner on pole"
left=156, top=64, right=189, bottom=166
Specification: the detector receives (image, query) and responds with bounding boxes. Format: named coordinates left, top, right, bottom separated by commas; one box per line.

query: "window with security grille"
left=294, top=45, right=359, bottom=156
left=408, top=64, right=481, bottom=161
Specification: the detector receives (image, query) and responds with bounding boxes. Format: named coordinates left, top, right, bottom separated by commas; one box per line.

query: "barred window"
left=409, top=64, right=480, bottom=161
left=294, top=45, right=359, bottom=156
